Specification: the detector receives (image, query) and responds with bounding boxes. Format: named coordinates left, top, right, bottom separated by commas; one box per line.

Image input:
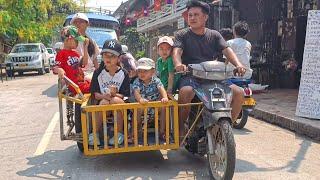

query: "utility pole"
left=318, top=0, right=320, bottom=9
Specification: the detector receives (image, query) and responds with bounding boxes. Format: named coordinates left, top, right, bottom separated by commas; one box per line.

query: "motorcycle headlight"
left=211, top=88, right=223, bottom=98
left=32, top=55, right=40, bottom=61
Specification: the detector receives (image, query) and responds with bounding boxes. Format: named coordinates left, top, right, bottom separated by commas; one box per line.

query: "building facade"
left=133, top=0, right=319, bottom=89
left=229, top=0, right=318, bottom=89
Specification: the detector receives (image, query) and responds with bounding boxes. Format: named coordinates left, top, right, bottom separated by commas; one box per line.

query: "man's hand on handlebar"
left=233, top=66, right=247, bottom=77
left=175, top=64, right=188, bottom=72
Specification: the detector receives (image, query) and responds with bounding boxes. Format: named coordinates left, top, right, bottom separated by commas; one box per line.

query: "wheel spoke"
left=208, top=122, right=230, bottom=179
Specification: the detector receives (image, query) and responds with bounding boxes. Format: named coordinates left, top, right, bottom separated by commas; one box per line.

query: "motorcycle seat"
left=229, top=78, right=252, bottom=87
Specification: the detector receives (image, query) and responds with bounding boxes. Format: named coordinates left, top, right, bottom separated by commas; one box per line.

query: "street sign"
left=296, top=10, right=320, bottom=119
left=177, top=17, right=185, bottom=29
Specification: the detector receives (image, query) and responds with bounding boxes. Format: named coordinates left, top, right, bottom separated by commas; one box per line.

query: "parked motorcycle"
left=229, top=78, right=256, bottom=129
left=181, top=61, right=236, bottom=180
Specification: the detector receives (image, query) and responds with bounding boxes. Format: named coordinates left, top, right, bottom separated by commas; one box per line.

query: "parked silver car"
left=46, top=47, right=56, bottom=67
left=5, top=43, right=50, bottom=76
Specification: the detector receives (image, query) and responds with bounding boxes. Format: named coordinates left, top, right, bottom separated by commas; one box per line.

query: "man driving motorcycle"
left=173, top=0, right=246, bottom=137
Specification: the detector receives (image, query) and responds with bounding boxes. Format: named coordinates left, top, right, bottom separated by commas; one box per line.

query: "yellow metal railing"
left=58, top=76, right=89, bottom=141
left=80, top=101, right=180, bottom=156
left=57, top=76, right=205, bottom=156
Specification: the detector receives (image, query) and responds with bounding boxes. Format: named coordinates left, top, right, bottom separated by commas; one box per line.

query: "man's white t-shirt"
left=76, top=40, right=100, bottom=80
left=227, top=38, right=253, bottom=79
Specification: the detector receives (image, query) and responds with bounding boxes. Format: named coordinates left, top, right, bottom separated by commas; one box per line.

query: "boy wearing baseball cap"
left=90, top=39, right=130, bottom=146
left=156, top=36, right=180, bottom=97
left=53, top=25, right=90, bottom=94
left=132, top=58, right=169, bottom=142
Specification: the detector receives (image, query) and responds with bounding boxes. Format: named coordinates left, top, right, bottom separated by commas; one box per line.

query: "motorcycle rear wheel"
left=233, top=109, right=249, bottom=129
left=207, top=119, right=235, bottom=180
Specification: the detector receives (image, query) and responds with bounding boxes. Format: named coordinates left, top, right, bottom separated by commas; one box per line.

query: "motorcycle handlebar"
left=174, top=70, right=191, bottom=75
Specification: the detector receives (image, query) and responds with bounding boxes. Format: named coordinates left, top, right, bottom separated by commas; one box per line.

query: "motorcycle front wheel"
left=207, top=118, right=235, bottom=180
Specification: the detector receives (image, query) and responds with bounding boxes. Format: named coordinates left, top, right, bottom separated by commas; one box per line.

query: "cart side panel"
left=81, top=101, right=180, bottom=156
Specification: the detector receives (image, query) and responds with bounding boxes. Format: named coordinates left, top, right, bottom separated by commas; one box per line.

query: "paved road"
left=0, top=73, right=319, bottom=180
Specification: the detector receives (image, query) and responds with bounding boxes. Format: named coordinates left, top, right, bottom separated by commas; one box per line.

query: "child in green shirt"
left=156, top=36, right=180, bottom=97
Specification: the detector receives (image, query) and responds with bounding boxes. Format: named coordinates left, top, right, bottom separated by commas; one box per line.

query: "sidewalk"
left=251, top=89, right=320, bottom=141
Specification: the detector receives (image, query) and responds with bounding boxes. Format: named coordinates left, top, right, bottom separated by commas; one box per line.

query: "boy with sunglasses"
left=53, top=25, right=90, bottom=94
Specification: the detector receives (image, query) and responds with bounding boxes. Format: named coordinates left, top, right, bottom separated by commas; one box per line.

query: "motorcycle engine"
left=185, top=126, right=207, bottom=155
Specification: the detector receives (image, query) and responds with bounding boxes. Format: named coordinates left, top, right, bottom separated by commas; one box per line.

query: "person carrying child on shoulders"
left=156, top=36, right=180, bottom=98
left=53, top=25, right=90, bottom=95
left=90, top=40, right=130, bottom=146
left=132, top=58, right=169, bottom=141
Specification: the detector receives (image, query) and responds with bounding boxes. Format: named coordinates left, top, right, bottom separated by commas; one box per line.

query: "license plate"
left=243, top=97, right=256, bottom=106
left=18, top=64, right=27, bottom=67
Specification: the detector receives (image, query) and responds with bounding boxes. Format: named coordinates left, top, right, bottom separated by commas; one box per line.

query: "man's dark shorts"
left=178, top=75, right=233, bottom=90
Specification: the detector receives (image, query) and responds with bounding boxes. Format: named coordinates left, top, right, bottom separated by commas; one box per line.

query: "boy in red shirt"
left=53, top=25, right=90, bottom=94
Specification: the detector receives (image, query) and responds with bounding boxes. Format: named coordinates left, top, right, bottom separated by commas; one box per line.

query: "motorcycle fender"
left=202, top=109, right=232, bottom=129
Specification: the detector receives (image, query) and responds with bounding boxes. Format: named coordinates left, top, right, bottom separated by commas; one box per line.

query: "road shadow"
left=17, top=146, right=210, bottom=179
left=4, top=71, right=49, bottom=81
left=236, top=138, right=313, bottom=174
left=285, top=138, right=312, bottom=173
left=18, top=72, right=42, bottom=77
left=233, top=128, right=252, bottom=135
left=42, top=84, right=58, bottom=98
left=17, top=138, right=314, bottom=179
left=235, top=159, right=276, bottom=173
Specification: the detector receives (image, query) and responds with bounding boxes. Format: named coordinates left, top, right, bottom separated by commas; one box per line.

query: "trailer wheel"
left=74, top=104, right=84, bottom=153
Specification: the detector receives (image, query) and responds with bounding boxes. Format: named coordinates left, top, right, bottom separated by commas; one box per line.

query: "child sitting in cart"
left=90, top=39, right=130, bottom=146
left=53, top=25, right=90, bottom=94
left=132, top=58, right=169, bottom=141
left=119, top=45, right=137, bottom=80
left=156, top=36, right=180, bottom=98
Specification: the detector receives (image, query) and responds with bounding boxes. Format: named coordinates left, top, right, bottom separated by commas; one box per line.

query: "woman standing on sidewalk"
left=70, top=13, right=100, bottom=81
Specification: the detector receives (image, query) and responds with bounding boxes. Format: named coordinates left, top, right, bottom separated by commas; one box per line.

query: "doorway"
left=295, top=16, right=307, bottom=88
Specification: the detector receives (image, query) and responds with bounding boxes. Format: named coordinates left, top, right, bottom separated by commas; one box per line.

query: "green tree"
left=120, top=27, right=148, bottom=58
left=0, top=0, right=80, bottom=46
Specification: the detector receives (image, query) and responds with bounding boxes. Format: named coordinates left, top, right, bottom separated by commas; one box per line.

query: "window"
left=47, top=48, right=54, bottom=54
left=11, top=45, right=40, bottom=53
left=150, top=0, right=154, bottom=6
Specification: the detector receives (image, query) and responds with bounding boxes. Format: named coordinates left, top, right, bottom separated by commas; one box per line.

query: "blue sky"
left=86, top=0, right=128, bottom=12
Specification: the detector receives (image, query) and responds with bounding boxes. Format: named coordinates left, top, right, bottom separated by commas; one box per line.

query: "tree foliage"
left=120, top=27, right=148, bottom=58
left=0, top=0, right=80, bottom=46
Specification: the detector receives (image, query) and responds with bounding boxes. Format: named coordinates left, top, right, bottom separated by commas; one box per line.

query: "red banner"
left=154, top=0, right=161, bottom=11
